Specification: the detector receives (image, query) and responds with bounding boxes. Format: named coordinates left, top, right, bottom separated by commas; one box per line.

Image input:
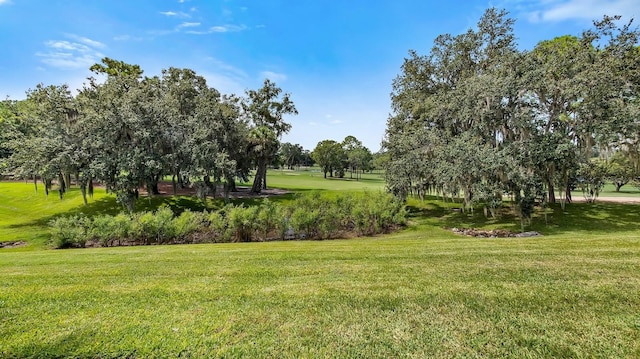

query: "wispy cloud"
left=113, top=34, right=143, bottom=41
left=66, top=34, right=106, bottom=49
left=210, top=24, right=247, bottom=33
left=260, top=71, right=287, bottom=82
left=177, top=22, right=201, bottom=29
left=0, top=0, right=12, bottom=5
left=186, top=24, right=248, bottom=35
left=510, top=0, right=640, bottom=22
left=330, top=119, right=343, bottom=125
left=160, top=10, right=190, bottom=18
left=199, top=57, right=249, bottom=94
left=36, top=35, right=105, bottom=69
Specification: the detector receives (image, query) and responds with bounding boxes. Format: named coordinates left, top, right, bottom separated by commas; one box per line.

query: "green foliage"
left=312, top=140, right=345, bottom=178
left=90, top=214, right=132, bottom=247
left=173, top=210, right=207, bottom=240
left=385, top=8, right=640, bottom=210
left=577, top=160, right=608, bottom=203
left=45, top=191, right=407, bottom=247
left=49, top=215, right=90, bottom=248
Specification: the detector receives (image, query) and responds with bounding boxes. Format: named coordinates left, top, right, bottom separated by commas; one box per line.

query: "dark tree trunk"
left=548, top=182, right=556, bottom=203
left=226, top=175, right=238, bottom=192
left=64, top=172, right=72, bottom=189
left=147, top=174, right=161, bottom=195
left=80, top=179, right=88, bottom=206
left=565, top=185, right=572, bottom=203
left=58, top=173, right=66, bottom=199
left=88, top=178, right=94, bottom=198
left=251, top=162, right=267, bottom=193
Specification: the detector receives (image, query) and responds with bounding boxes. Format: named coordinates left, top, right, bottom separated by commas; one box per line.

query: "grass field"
left=1, top=170, right=640, bottom=357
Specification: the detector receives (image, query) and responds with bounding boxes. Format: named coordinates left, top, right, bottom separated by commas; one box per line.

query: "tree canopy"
left=385, top=8, right=640, bottom=216
left=5, top=58, right=297, bottom=212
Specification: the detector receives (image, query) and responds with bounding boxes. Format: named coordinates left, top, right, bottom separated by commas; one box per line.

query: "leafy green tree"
left=280, top=142, right=304, bottom=170
left=385, top=7, right=640, bottom=222
left=312, top=140, right=345, bottom=178
left=604, top=151, right=638, bottom=191
left=243, top=79, right=297, bottom=193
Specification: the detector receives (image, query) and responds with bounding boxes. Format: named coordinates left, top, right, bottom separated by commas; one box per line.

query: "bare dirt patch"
left=0, top=241, right=27, bottom=249
left=571, top=196, right=640, bottom=204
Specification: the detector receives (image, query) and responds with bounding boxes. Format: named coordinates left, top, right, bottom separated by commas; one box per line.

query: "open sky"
left=1, top=0, right=639, bottom=151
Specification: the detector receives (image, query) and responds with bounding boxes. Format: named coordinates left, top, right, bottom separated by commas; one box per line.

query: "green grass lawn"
left=242, top=168, right=386, bottom=192
left=1, top=232, right=639, bottom=358
left=1, top=172, right=640, bottom=357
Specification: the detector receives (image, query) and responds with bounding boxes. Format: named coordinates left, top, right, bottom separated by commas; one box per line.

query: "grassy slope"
left=1, top=234, right=639, bottom=358
left=1, top=171, right=640, bottom=357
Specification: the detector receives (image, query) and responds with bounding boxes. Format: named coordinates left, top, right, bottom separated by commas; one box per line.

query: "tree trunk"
left=58, top=173, right=66, bottom=199
left=226, top=175, right=238, bottom=192
left=547, top=182, right=556, bottom=203
left=565, top=185, right=572, bottom=203
left=64, top=172, right=72, bottom=189
left=80, top=180, right=88, bottom=206
left=615, top=182, right=622, bottom=192
left=88, top=178, right=94, bottom=198
left=33, top=175, right=38, bottom=192
left=251, top=162, right=267, bottom=194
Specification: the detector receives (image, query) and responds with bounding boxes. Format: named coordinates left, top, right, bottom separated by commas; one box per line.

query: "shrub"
left=47, top=191, right=407, bottom=248
left=226, top=205, right=259, bottom=242
left=134, top=206, right=176, bottom=244
left=49, top=215, right=90, bottom=248
left=208, top=210, right=230, bottom=242
left=173, top=210, right=207, bottom=241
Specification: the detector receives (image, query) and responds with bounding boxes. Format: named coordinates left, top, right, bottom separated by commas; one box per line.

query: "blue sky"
left=1, top=0, right=639, bottom=151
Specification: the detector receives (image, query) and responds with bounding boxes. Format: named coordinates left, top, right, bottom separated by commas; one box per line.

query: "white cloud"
left=186, top=24, right=248, bottom=35
left=160, top=11, right=189, bottom=17
left=177, top=22, right=200, bottom=29
left=260, top=71, right=287, bottom=82
left=330, top=119, right=343, bottom=125
left=66, top=34, right=106, bottom=49
left=516, top=0, right=640, bottom=22
left=210, top=24, right=247, bottom=33
left=0, top=0, right=11, bottom=5
left=113, top=34, right=143, bottom=41
left=37, top=35, right=105, bottom=69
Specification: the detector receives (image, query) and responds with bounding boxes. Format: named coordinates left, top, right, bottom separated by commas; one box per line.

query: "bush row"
left=49, top=191, right=407, bottom=248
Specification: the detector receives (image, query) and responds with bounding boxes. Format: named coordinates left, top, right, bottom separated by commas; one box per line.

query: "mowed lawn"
left=1, top=171, right=640, bottom=358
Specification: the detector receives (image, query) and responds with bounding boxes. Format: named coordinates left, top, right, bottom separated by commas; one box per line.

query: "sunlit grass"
left=1, top=172, right=640, bottom=357
left=1, top=232, right=639, bottom=357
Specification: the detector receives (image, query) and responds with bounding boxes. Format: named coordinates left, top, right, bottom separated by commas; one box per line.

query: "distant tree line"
left=385, top=8, right=640, bottom=220
left=310, top=135, right=377, bottom=180
left=0, top=58, right=297, bottom=212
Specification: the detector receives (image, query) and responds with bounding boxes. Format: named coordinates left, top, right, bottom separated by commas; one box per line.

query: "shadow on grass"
left=407, top=197, right=640, bottom=235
